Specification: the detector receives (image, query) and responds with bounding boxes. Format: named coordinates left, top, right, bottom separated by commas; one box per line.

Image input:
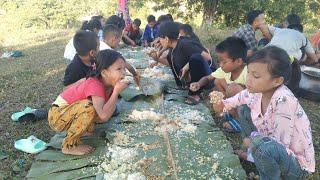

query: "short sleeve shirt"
left=60, top=78, right=110, bottom=105
left=211, top=66, right=247, bottom=85
left=167, top=38, right=207, bottom=74
left=124, top=23, right=140, bottom=39
left=64, top=38, right=76, bottom=60
left=268, top=27, right=315, bottom=61
left=233, top=24, right=257, bottom=50
left=63, top=54, right=93, bottom=86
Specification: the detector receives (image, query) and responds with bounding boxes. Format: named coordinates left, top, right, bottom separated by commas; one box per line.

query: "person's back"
left=268, top=28, right=310, bottom=60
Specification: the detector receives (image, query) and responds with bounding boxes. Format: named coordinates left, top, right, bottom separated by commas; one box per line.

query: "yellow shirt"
left=211, top=66, right=247, bottom=85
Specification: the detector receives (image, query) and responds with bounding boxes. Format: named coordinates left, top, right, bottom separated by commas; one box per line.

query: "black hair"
left=90, top=49, right=125, bottom=78
left=133, top=18, right=141, bottom=27
left=158, top=21, right=180, bottom=40
left=179, top=24, right=200, bottom=43
left=103, top=24, right=122, bottom=39
left=80, top=20, right=89, bottom=30
left=166, top=14, right=174, bottom=21
left=91, top=15, right=104, bottom=21
left=286, top=14, right=301, bottom=26
left=247, top=10, right=264, bottom=25
left=80, top=19, right=102, bottom=31
left=147, top=15, right=156, bottom=23
left=157, top=15, right=171, bottom=25
left=106, top=15, right=126, bottom=30
left=288, top=24, right=303, bottom=33
left=73, top=30, right=98, bottom=56
left=216, top=37, right=248, bottom=62
left=248, top=46, right=292, bottom=83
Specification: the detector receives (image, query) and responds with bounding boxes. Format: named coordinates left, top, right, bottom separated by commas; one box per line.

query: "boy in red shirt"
left=122, top=18, right=142, bottom=46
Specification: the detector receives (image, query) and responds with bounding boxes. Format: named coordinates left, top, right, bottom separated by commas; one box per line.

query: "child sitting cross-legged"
left=48, top=49, right=129, bottom=155
left=212, top=46, right=315, bottom=179
left=189, top=37, right=248, bottom=132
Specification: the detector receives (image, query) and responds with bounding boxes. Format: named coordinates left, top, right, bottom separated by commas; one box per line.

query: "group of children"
left=48, top=12, right=316, bottom=179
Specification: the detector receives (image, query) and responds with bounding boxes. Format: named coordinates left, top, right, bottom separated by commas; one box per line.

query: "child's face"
left=132, top=23, right=140, bottom=31
left=217, top=52, right=243, bottom=73
left=101, top=58, right=126, bottom=87
left=148, top=21, right=156, bottom=28
left=179, top=30, right=187, bottom=37
left=110, top=36, right=121, bottom=49
left=246, top=62, right=283, bottom=93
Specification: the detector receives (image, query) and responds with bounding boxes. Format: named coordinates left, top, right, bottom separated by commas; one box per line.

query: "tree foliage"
left=0, top=0, right=319, bottom=30
left=0, top=0, right=117, bottom=29
left=149, top=0, right=319, bottom=28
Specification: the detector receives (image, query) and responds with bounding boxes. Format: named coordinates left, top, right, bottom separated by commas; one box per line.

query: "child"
left=142, top=15, right=158, bottom=47
left=150, top=21, right=214, bottom=105
left=100, top=24, right=140, bottom=86
left=190, top=37, right=248, bottom=99
left=48, top=49, right=129, bottom=155
left=179, top=24, right=201, bottom=43
left=122, top=18, right=142, bottom=46
left=91, top=15, right=106, bottom=41
left=63, top=30, right=99, bottom=87
left=105, top=15, right=126, bottom=30
left=212, top=46, right=315, bottom=178
left=190, top=37, right=247, bottom=131
left=64, top=19, right=102, bottom=61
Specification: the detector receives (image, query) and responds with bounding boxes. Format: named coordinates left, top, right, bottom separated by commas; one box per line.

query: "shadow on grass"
left=0, top=34, right=70, bottom=178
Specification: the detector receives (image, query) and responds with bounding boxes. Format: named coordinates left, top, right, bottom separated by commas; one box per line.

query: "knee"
left=226, top=83, right=245, bottom=97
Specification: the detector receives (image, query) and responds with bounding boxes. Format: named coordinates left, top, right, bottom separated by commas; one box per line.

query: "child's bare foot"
left=81, top=132, right=94, bottom=137
left=62, top=145, right=94, bottom=155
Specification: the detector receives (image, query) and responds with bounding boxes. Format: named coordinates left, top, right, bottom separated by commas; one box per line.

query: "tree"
left=146, top=0, right=319, bottom=28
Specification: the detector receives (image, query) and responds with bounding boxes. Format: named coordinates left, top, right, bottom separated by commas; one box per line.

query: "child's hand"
left=209, top=91, right=225, bottom=104
left=149, top=61, right=158, bottom=68
left=210, top=91, right=225, bottom=114
left=148, top=50, right=158, bottom=59
left=212, top=102, right=224, bottom=115
left=114, top=80, right=130, bottom=93
left=179, top=65, right=189, bottom=80
left=242, top=138, right=251, bottom=149
left=131, top=42, right=136, bottom=46
left=189, top=82, right=200, bottom=92
left=133, top=73, right=141, bottom=87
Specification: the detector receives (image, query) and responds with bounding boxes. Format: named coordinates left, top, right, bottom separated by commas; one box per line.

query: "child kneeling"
left=48, top=49, right=129, bottom=155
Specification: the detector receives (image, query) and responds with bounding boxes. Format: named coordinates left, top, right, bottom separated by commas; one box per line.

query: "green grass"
left=0, top=28, right=319, bottom=179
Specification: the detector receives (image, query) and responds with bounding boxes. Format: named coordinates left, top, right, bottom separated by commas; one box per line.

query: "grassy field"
left=0, top=28, right=319, bottom=179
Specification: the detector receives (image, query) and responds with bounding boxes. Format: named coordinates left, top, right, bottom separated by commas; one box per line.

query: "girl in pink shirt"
left=212, top=46, right=315, bottom=179
left=48, top=49, right=129, bottom=155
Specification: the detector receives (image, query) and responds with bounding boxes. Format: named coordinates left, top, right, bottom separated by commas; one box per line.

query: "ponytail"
left=285, top=59, right=301, bottom=95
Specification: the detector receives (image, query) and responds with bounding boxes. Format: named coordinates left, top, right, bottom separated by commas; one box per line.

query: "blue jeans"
left=237, top=105, right=257, bottom=138
left=189, top=53, right=216, bottom=95
left=252, top=137, right=308, bottom=180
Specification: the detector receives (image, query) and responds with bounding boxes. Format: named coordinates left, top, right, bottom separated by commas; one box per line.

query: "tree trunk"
left=201, top=0, right=219, bottom=27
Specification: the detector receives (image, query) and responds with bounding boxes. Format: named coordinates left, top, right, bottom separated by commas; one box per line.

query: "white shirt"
left=268, top=27, right=315, bottom=61
left=100, top=41, right=112, bottom=50
left=64, top=38, right=76, bottom=61
left=64, top=38, right=108, bottom=61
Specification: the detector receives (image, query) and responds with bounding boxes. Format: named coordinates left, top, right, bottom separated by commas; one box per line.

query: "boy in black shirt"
left=149, top=22, right=216, bottom=105
left=63, top=30, right=98, bottom=87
